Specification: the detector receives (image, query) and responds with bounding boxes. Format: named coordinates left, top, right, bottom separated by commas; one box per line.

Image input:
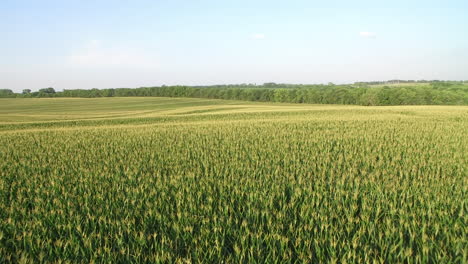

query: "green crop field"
left=1, top=97, right=467, bottom=263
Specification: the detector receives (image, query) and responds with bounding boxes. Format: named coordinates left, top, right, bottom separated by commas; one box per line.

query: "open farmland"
left=0, top=97, right=467, bottom=263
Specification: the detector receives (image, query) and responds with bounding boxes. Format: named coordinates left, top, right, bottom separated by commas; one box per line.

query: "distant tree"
left=102, top=89, right=115, bottom=97
left=359, top=89, right=380, bottom=106
left=89, top=88, right=102, bottom=97
left=273, top=89, right=289, bottom=102
left=35, top=87, right=56, bottom=98
left=39, top=87, right=56, bottom=94
left=263, top=82, right=278, bottom=87
left=12, top=83, right=467, bottom=105
left=0, top=89, right=14, bottom=98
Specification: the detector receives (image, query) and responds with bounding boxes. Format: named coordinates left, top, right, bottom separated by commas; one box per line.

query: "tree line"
left=1, top=82, right=467, bottom=106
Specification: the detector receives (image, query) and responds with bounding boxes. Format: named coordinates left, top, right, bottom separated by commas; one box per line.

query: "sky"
left=1, top=0, right=468, bottom=92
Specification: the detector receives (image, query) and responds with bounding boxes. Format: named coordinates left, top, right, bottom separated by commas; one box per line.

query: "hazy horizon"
left=2, top=0, right=468, bottom=92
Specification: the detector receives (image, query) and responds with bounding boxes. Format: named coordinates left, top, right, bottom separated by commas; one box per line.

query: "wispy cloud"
left=69, top=40, right=158, bottom=69
left=251, top=33, right=266, bottom=40
left=359, top=31, right=377, bottom=38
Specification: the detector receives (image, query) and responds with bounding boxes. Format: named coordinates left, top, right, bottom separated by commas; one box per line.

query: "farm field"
left=0, top=97, right=467, bottom=263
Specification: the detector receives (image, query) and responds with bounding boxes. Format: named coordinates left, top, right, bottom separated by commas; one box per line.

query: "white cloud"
left=251, top=33, right=266, bottom=40
left=69, top=40, right=158, bottom=69
left=359, top=31, right=377, bottom=38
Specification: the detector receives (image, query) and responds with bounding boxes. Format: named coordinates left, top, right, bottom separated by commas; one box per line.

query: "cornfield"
left=0, top=98, right=467, bottom=263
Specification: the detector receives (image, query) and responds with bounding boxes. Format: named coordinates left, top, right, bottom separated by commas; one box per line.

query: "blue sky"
left=1, top=0, right=467, bottom=91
